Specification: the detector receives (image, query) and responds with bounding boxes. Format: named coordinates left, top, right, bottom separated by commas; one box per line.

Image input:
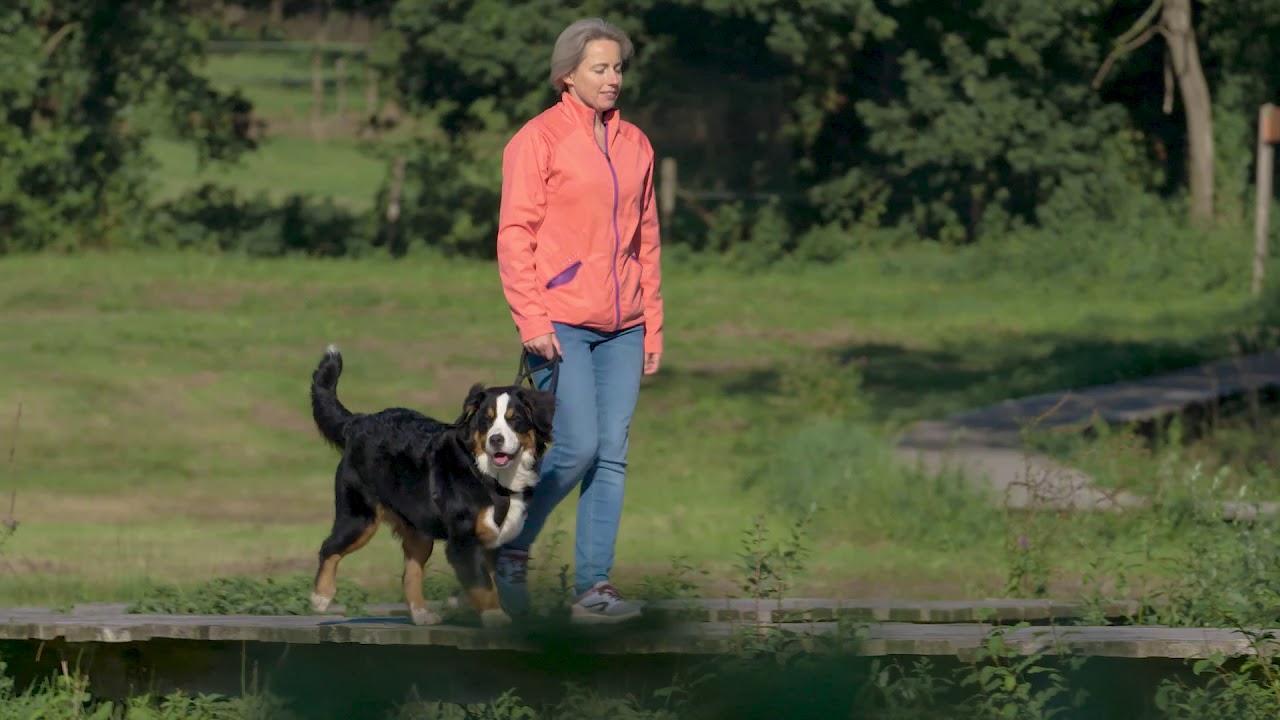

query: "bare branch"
left=1116, top=0, right=1166, bottom=46
left=40, top=23, right=80, bottom=58
left=1092, top=24, right=1161, bottom=89
left=1163, top=48, right=1175, bottom=114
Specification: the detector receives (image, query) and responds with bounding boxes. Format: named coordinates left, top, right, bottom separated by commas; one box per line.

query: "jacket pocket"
left=545, top=260, right=582, bottom=290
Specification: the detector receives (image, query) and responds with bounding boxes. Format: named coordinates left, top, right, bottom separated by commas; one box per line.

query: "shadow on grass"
left=654, top=333, right=1252, bottom=427
left=843, top=336, right=1229, bottom=424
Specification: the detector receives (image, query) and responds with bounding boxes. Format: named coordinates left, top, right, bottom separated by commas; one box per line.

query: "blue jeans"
left=506, top=321, right=645, bottom=595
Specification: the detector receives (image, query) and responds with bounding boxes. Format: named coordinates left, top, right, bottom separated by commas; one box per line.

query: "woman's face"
left=563, top=39, right=623, bottom=114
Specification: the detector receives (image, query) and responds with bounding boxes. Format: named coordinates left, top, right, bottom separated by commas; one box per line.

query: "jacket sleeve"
left=637, top=144, right=664, bottom=355
left=496, top=127, right=555, bottom=343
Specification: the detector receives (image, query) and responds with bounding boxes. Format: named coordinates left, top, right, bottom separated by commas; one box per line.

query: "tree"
left=0, top=0, right=255, bottom=252
left=1093, top=0, right=1215, bottom=227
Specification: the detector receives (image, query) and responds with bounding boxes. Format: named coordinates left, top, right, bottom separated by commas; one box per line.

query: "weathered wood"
left=0, top=602, right=1270, bottom=660
left=1262, top=103, right=1280, bottom=144
left=659, top=157, right=677, bottom=229
left=917, top=351, right=1280, bottom=448
left=1256, top=103, right=1276, bottom=296
left=0, top=597, right=1145, bottom=626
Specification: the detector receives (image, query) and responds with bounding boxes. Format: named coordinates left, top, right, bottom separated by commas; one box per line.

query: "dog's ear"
left=519, top=387, right=557, bottom=442
left=459, top=383, right=487, bottom=424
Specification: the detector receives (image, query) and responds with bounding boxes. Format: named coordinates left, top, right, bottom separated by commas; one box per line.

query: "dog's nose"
left=487, top=433, right=505, bottom=450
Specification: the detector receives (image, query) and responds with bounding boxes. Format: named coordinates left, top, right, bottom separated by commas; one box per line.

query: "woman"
left=493, top=17, right=664, bottom=624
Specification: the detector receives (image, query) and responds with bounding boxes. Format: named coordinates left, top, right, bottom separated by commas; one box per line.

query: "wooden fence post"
left=365, top=66, right=379, bottom=119
left=386, top=155, right=407, bottom=224
left=1254, top=103, right=1279, bottom=296
left=334, top=57, right=347, bottom=119
left=659, top=157, right=677, bottom=229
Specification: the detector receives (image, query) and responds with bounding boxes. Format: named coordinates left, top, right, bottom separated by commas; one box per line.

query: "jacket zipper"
left=602, top=117, right=622, bottom=332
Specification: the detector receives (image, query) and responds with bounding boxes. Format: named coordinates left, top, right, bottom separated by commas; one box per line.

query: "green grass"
left=9, top=48, right=1280, bottom=610
left=200, top=49, right=374, bottom=119
left=147, top=134, right=388, bottom=211
left=144, top=48, right=390, bottom=213
left=0, top=245, right=1272, bottom=608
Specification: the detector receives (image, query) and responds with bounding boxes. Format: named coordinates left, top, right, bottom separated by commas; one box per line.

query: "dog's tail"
left=310, top=344, right=357, bottom=449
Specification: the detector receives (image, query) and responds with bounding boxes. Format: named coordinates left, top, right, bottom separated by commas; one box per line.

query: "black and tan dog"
left=307, top=345, right=554, bottom=627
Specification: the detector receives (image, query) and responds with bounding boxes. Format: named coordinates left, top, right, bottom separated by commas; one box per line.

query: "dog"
left=307, top=345, right=555, bottom=628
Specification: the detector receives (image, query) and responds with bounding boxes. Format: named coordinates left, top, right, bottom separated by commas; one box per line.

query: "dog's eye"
left=505, top=408, right=515, bottom=420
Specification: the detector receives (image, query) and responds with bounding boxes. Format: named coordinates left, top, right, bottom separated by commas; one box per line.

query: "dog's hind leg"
left=393, top=519, right=440, bottom=626
left=446, top=539, right=510, bottom=628
left=312, top=468, right=381, bottom=613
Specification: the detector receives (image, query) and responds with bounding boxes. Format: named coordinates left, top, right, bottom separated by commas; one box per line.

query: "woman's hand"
left=523, top=332, right=562, bottom=361
left=644, top=352, right=661, bottom=375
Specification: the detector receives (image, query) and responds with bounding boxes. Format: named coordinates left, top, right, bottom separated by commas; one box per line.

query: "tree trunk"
left=269, top=0, right=285, bottom=27
left=1162, top=0, right=1214, bottom=227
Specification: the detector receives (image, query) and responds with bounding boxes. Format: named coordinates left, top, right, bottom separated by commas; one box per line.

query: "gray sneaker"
left=494, top=548, right=531, bottom=617
left=570, top=581, right=644, bottom=624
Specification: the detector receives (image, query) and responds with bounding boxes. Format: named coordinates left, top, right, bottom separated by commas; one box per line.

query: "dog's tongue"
left=493, top=453, right=511, bottom=467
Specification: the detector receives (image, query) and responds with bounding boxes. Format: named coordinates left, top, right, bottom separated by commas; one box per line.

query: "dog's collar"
left=485, top=477, right=534, bottom=501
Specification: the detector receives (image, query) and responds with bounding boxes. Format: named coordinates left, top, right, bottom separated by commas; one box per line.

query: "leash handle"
left=514, top=348, right=560, bottom=395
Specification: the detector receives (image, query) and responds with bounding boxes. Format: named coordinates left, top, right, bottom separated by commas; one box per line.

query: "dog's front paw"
left=480, top=608, right=512, bottom=628
left=410, top=606, right=443, bottom=626
left=310, top=593, right=333, bottom=613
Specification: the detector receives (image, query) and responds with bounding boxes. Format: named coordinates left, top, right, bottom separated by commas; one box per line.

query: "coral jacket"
left=496, top=92, right=664, bottom=355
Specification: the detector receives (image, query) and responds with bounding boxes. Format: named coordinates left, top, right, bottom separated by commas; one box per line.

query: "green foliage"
left=944, top=191, right=1242, bottom=295
left=957, top=624, right=1087, bottom=719
left=735, top=507, right=816, bottom=604
left=152, top=183, right=376, bottom=257
left=373, top=101, right=513, bottom=258
left=127, top=574, right=371, bottom=617
left=389, top=685, right=685, bottom=720
left=1155, top=644, right=1280, bottom=719
left=636, top=553, right=712, bottom=601
left=6, top=0, right=1280, bottom=261
left=0, top=659, right=295, bottom=720
left=382, top=0, right=651, bottom=133
left=0, top=0, right=253, bottom=253
left=847, top=1, right=1154, bottom=243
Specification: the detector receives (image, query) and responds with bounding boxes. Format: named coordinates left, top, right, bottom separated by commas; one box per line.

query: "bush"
left=152, top=184, right=377, bottom=258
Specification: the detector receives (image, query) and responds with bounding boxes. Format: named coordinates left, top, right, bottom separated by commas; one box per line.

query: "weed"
left=127, top=573, right=370, bottom=617
left=1, top=402, right=21, bottom=554
left=1154, top=632, right=1280, bottom=719
left=636, top=553, right=712, bottom=602
left=0, top=657, right=296, bottom=720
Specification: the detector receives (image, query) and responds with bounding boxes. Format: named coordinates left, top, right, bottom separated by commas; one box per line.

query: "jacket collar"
left=558, top=91, right=621, bottom=144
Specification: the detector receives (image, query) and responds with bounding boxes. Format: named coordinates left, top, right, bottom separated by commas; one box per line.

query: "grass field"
left=149, top=135, right=387, bottom=211
left=7, top=45, right=1280, bottom=613
left=147, top=48, right=388, bottom=212
left=0, top=243, right=1273, bottom=609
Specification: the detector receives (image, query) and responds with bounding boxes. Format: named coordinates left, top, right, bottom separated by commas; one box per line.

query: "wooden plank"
left=0, top=597, right=1145, bottom=626
left=0, top=608, right=1272, bottom=659
left=908, top=351, right=1280, bottom=448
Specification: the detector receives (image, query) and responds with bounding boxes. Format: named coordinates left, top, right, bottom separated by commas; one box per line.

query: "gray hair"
left=548, top=18, right=634, bottom=94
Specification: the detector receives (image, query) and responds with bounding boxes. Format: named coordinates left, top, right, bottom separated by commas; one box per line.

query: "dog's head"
left=459, top=383, right=555, bottom=492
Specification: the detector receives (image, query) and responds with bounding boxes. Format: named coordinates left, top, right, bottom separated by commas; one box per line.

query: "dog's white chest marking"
left=478, top=497, right=528, bottom=550
left=495, top=496, right=527, bottom=546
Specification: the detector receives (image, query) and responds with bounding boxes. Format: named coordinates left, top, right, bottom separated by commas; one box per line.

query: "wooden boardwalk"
left=6, top=598, right=1273, bottom=717
left=0, top=598, right=1273, bottom=660
left=895, top=350, right=1280, bottom=512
